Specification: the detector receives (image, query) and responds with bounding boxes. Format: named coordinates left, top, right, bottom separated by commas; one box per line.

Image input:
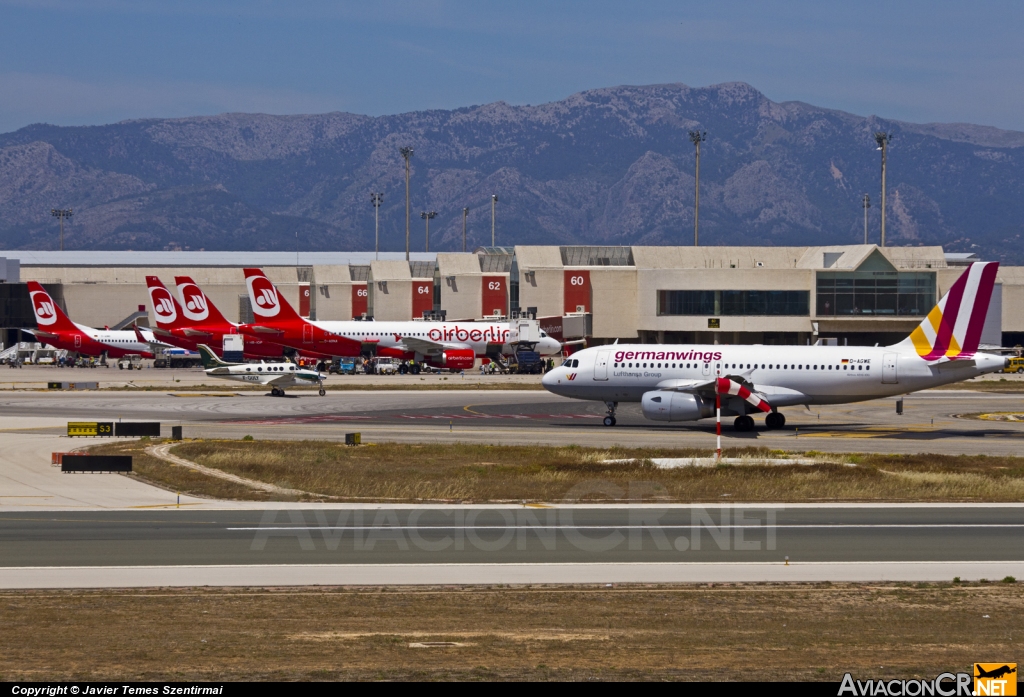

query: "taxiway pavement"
left=0, top=387, right=1022, bottom=455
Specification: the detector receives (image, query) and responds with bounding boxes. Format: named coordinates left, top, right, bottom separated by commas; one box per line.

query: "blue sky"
left=1, top=0, right=1022, bottom=134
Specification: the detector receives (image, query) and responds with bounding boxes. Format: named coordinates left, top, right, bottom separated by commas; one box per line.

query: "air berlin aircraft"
left=143, top=275, right=289, bottom=360
left=25, top=281, right=157, bottom=359
left=543, top=262, right=1007, bottom=429
left=238, top=268, right=561, bottom=369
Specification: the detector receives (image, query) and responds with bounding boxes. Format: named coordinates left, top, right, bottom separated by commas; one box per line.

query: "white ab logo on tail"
left=30, top=291, right=57, bottom=325
left=247, top=277, right=280, bottom=318
left=178, top=284, right=210, bottom=322
left=150, top=288, right=177, bottom=323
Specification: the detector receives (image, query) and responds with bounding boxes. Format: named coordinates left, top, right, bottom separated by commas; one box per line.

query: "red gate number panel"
left=412, top=281, right=434, bottom=318
left=563, top=270, right=591, bottom=314
left=481, top=276, right=507, bottom=317
left=352, top=284, right=368, bottom=317
left=299, top=284, right=311, bottom=317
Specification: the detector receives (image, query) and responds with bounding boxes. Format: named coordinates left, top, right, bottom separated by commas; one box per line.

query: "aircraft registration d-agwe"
left=237, top=268, right=562, bottom=369
left=196, top=344, right=326, bottom=396
left=143, top=275, right=290, bottom=360
left=542, top=262, right=1007, bottom=430
left=24, top=281, right=157, bottom=359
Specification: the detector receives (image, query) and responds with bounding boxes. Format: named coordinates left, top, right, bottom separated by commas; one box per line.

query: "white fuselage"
left=542, top=343, right=1007, bottom=409
left=205, top=361, right=323, bottom=388
left=301, top=320, right=562, bottom=357
left=76, top=324, right=156, bottom=355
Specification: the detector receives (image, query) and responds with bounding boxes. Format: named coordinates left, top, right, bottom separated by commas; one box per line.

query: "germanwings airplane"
left=25, top=281, right=157, bottom=359
left=542, top=262, right=1007, bottom=430
left=238, top=268, right=561, bottom=369
left=143, top=275, right=288, bottom=360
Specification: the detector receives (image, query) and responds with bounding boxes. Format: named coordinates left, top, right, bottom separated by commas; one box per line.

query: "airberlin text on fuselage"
left=615, top=349, right=723, bottom=363
left=428, top=326, right=509, bottom=343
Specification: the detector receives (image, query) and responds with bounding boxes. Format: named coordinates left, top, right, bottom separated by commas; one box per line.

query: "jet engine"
left=641, top=390, right=715, bottom=422
left=433, top=348, right=476, bottom=370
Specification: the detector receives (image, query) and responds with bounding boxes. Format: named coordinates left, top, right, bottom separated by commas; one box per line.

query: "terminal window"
left=658, top=290, right=809, bottom=316
left=816, top=271, right=935, bottom=316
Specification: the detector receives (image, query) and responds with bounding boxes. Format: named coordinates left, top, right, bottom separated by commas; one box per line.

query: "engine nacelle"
left=641, top=390, right=715, bottom=422
left=430, top=348, right=476, bottom=370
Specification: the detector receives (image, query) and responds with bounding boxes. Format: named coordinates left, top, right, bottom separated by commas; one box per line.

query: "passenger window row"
left=612, top=361, right=870, bottom=371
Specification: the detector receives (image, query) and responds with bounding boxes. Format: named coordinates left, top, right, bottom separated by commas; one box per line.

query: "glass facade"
left=658, top=290, right=810, bottom=316
left=816, top=272, right=935, bottom=317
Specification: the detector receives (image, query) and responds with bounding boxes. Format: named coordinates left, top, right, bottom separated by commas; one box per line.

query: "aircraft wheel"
left=734, top=415, right=755, bottom=432
left=319, top=388, right=326, bottom=396
left=603, top=416, right=616, bottom=427
left=765, top=412, right=785, bottom=430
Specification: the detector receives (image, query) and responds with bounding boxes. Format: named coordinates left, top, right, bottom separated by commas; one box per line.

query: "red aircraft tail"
left=243, top=268, right=305, bottom=325
left=174, top=276, right=232, bottom=327
left=145, top=276, right=188, bottom=330
left=26, top=281, right=77, bottom=332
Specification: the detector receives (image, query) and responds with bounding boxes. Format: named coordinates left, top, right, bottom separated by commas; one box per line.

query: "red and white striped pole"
left=715, top=389, right=722, bottom=460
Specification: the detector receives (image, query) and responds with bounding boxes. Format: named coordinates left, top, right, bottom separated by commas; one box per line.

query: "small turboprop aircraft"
left=196, top=344, right=326, bottom=397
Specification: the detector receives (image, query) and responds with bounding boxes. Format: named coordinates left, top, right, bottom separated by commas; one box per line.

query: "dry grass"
left=91, top=439, right=1024, bottom=503
left=0, top=583, right=1020, bottom=681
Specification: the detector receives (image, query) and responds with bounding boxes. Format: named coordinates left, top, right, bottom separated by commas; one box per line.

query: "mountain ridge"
left=2, top=81, right=1023, bottom=260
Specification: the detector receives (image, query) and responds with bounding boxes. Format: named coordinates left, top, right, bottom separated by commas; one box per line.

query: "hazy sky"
left=2, top=0, right=1022, bottom=134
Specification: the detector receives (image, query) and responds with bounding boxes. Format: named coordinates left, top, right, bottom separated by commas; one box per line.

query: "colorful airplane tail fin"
left=243, top=268, right=304, bottom=324
left=173, top=276, right=231, bottom=326
left=196, top=344, right=230, bottom=369
left=145, top=276, right=187, bottom=329
left=896, top=261, right=999, bottom=361
left=26, top=281, right=77, bottom=331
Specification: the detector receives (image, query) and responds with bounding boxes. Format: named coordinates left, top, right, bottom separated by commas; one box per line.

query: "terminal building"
left=1, top=245, right=1020, bottom=353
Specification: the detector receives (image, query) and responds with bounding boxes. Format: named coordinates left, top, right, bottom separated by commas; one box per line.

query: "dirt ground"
left=93, top=439, right=1024, bottom=503
left=1, top=583, right=1019, bottom=681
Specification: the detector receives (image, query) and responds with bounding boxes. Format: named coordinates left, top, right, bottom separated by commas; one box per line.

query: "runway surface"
left=1, top=387, right=1022, bottom=454
left=2, top=506, right=1022, bottom=587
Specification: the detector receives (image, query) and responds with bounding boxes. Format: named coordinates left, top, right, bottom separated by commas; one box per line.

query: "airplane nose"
left=541, top=369, right=558, bottom=389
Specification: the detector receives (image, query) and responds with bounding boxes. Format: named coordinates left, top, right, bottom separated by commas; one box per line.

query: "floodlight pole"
left=689, top=130, right=706, bottom=246
left=875, top=132, right=891, bottom=247
left=50, top=208, right=73, bottom=251
left=420, top=210, right=437, bottom=252
left=400, top=147, right=414, bottom=261
left=371, top=192, right=383, bottom=261
left=862, top=194, right=870, bottom=245
left=462, top=207, right=469, bottom=253
left=491, top=194, right=498, bottom=246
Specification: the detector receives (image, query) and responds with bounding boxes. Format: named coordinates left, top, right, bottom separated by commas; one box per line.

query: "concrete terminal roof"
left=1, top=250, right=436, bottom=267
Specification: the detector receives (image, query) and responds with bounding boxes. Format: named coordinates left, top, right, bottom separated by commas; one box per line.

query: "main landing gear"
left=603, top=401, right=618, bottom=427
left=733, top=415, right=755, bottom=432
left=270, top=387, right=285, bottom=397
left=764, top=411, right=786, bottom=430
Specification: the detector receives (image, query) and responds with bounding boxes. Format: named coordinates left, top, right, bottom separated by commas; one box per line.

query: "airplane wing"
left=25, top=328, right=59, bottom=342
left=133, top=325, right=175, bottom=351
left=247, top=325, right=285, bottom=335
left=400, top=336, right=472, bottom=356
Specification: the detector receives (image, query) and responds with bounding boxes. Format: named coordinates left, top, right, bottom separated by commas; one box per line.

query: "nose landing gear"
left=603, top=401, right=618, bottom=427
